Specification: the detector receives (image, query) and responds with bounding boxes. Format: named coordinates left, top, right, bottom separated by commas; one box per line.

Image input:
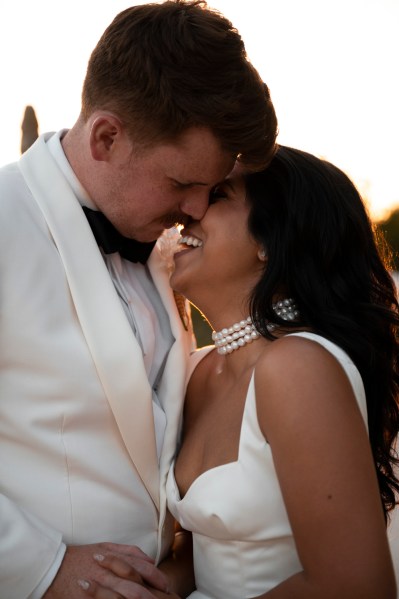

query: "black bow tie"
left=82, top=207, right=155, bottom=265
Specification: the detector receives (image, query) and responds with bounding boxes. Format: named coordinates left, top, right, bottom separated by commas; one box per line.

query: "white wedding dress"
left=166, top=332, right=370, bottom=598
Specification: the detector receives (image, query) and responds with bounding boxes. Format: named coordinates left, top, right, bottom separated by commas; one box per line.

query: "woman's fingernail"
left=93, top=553, right=105, bottom=561
left=77, top=579, right=90, bottom=590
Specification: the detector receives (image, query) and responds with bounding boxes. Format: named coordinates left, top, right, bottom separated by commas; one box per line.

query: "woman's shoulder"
left=254, top=331, right=359, bottom=405
left=255, top=331, right=355, bottom=376
left=256, top=330, right=341, bottom=366
left=254, top=331, right=367, bottom=430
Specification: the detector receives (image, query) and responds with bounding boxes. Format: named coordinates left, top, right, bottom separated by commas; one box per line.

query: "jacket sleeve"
left=0, top=493, right=65, bottom=599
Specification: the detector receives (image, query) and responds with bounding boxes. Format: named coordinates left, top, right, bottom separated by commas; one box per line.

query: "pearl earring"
left=258, top=249, right=266, bottom=261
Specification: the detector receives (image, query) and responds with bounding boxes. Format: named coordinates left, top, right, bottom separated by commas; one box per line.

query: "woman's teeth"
left=178, top=235, right=203, bottom=248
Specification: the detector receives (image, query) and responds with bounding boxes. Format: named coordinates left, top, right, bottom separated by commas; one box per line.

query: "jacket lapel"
left=147, top=250, right=194, bottom=481
left=19, top=135, right=160, bottom=510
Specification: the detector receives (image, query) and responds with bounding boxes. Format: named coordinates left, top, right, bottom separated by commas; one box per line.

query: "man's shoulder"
left=0, top=156, right=41, bottom=230
left=0, top=160, right=25, bottom=208
left=0, top=159, right=20, bottom=181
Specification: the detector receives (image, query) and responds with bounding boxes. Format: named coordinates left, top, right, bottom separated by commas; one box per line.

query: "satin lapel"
left=147, top=250, right=193, bottom=479
left=19, top=136, right=160, bottom=510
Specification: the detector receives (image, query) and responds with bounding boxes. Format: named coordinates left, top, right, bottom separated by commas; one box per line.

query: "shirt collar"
left=46, top=129, right=97, bottom=210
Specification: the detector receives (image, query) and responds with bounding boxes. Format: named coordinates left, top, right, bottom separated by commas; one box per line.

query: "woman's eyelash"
left=210, top=188, right=227, bottom=203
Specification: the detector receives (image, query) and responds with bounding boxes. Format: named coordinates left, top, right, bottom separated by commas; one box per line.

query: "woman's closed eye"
left=209, top=185, right=228, bottom=204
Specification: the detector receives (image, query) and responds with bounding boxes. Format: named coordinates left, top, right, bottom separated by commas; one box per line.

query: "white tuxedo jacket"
left=0, top=135, right=193, bottom=598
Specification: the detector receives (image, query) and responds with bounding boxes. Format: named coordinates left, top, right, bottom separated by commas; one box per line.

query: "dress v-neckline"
left=173, top=333, right=341, bottom=502
left=173, top=371, right=256, bottom=502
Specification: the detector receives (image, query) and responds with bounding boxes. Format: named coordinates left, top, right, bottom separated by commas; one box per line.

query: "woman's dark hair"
left=246, top=145, right=399, bottom=520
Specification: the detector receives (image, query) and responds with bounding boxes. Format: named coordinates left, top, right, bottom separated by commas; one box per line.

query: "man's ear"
left=89, top=113, right=123, bottom=162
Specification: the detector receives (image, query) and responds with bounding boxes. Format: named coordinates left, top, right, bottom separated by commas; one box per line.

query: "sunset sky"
left=0, top=0, right=398, bottom=221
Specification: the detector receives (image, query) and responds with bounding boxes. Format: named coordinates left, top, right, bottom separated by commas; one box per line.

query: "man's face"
left=95, top=126, right=235, bottom=242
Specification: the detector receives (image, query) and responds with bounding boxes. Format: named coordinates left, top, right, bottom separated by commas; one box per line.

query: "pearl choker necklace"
left=212, top=298, right=299, bottom=356
left=212, top=316, right=259, bottom=355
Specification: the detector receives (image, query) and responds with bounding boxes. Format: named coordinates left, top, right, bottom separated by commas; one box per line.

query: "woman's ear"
left=89, top=112, right=123, bottom=162
left=257, top=247, right=267, bottom=262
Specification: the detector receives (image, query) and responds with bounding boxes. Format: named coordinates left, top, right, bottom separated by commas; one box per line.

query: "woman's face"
left=171, top=167, right=263, bottom=306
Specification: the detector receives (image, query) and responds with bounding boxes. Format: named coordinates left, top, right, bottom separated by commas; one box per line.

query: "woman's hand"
left=77, top=553, right=179, bottom=599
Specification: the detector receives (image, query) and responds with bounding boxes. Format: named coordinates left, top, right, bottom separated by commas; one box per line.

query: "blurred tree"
left=377, top=208, right=399, bottom=271
left=21, top=105, right=39, bottom=154
left=191, top=304, right=213, bottom=347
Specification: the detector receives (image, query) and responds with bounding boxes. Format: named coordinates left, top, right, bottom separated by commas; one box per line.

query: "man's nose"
left=179, top=191, right=209, bottom=221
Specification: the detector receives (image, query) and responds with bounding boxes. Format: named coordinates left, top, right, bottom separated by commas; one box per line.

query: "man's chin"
left=131, top=229, right=163, bottom=243
left=131, top=235, right=159, bottom=243
left=126, top=219, right=180, bottom=242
